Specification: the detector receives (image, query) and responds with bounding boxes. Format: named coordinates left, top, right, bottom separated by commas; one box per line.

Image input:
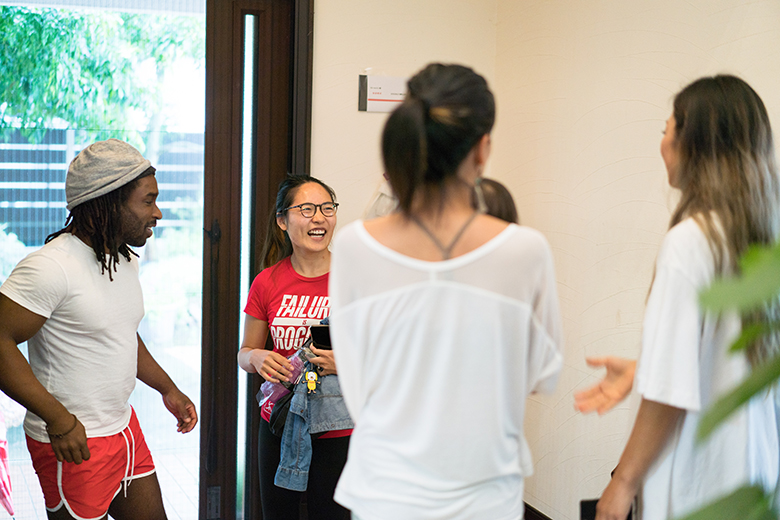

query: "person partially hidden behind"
left=0, top=139, right=198, bottom=520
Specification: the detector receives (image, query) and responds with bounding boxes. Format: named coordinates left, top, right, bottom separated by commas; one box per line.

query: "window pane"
left=236, top=13, right=258, bottom=518
left=0, top=5, right=204, bottom=518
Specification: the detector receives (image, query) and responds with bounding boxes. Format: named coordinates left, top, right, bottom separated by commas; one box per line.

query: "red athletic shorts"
left=26, top=408, right=156, bottom=520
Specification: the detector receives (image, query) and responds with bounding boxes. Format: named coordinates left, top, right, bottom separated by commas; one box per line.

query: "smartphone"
left=309, top=324, right=332, bottom=350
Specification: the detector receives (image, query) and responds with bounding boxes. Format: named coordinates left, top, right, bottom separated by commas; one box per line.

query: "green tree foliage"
left=0, top=6, right=204, bottom=145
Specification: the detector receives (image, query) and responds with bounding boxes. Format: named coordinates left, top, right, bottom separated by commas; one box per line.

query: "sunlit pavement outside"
left=1, top=341, right=201, bottom=520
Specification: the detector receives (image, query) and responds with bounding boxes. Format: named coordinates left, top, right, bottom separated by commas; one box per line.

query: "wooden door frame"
left=201, top=0, right=313, bottom=518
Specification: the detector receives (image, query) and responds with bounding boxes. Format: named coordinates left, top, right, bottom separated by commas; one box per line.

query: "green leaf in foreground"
left=729, top=323, right=768, bottom=352
left=675, top=485, right=775, bottom=520
left=700, top=243, right=780, bottom=313
left=697, top=355, right=780, bottom=441
left=728, top=321, right=780, bottom=353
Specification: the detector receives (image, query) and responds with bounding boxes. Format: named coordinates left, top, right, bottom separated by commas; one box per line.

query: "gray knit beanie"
left=66, top=139, right=153, bottom=210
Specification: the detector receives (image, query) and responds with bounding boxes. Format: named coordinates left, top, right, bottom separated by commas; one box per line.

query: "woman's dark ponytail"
left=382, top=63, right=495, bottom=215
left=382, top=98, right=429, bottom=213
left=259, top=205, right=292, bottom=270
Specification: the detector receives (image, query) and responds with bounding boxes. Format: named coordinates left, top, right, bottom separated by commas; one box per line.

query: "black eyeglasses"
left=282, top=202, right=339, bottom=218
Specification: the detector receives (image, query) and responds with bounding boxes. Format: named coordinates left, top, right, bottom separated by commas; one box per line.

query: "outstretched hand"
left=575, top=357, right=636, bottom=415
left=163, top=388, right=198, bottom=433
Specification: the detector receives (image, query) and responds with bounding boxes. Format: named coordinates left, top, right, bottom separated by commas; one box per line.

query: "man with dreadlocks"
left=0, top=139, right=197, bottom=520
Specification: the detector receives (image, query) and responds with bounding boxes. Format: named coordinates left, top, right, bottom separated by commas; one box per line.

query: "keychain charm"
left=305, top=370, right=320, bottom=393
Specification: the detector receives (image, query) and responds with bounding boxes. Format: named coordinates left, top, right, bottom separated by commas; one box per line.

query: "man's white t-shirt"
left=0, top=233, right=142, bottom=441
left=329, top=222, right=563, bottom=520
left=636, top=217, right=778, bottom=519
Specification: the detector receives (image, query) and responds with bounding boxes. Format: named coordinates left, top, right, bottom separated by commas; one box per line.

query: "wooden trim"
left=291, top=0, right=314, bottom=174
left=245, top=6, right=273, bottom=519
left=242, top=10, right=265, bottom=520
left=202, top=0, right=312, bottom=517
left=200, top=0, right=243, bottom=517
left=245, top=3, right=306, bottom=518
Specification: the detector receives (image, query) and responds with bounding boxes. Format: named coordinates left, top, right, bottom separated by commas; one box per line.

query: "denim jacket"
left=274, top=362, right=353, bottom=491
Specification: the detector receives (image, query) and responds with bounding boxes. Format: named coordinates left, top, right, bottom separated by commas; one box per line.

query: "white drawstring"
left=120, top=425, right=136, bottom=497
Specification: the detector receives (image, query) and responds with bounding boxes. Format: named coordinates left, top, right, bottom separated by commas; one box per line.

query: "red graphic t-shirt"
left=245, top=257, right=330, bottom=357
left=244, top=257, right=329, bottom=421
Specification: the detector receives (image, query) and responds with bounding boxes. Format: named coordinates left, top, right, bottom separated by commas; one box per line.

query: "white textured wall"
left=311, top=1, right=780, bottom=519
left=311, top=0, right=498, bottom=227
left=493, top=1, right=780, bottom=519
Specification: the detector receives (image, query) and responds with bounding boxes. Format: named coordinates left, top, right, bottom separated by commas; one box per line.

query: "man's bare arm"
left=0, top=294, right=90, bottom=463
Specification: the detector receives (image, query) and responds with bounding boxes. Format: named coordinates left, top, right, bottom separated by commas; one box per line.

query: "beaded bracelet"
left=46, top=414, right=78, bottom=439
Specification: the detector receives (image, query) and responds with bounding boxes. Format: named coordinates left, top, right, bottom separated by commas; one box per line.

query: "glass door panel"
left=0, top=4, right=205, bottom=518
left=236, top=12, right=258, bottom=518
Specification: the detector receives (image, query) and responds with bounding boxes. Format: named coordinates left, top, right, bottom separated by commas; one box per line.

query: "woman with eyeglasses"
left=328, top=63, right=563, bottom=520
left=238, top=175, right=351, bottom=520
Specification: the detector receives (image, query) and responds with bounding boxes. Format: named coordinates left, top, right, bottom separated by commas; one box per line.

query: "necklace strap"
left=410, top=211, right=479, bottom=260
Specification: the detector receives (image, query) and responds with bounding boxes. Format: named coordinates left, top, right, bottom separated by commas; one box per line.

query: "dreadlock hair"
left=46, top=167, right=156, bottom=281
left=259, top=174, right=337, bottom=271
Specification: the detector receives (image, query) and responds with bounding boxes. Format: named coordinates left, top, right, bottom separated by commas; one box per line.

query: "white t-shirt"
left=329, top=221, right=563, bottom=520
left=636, top=217, right=778, bottom=519
left=0, top=234, right=142, bottom=441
